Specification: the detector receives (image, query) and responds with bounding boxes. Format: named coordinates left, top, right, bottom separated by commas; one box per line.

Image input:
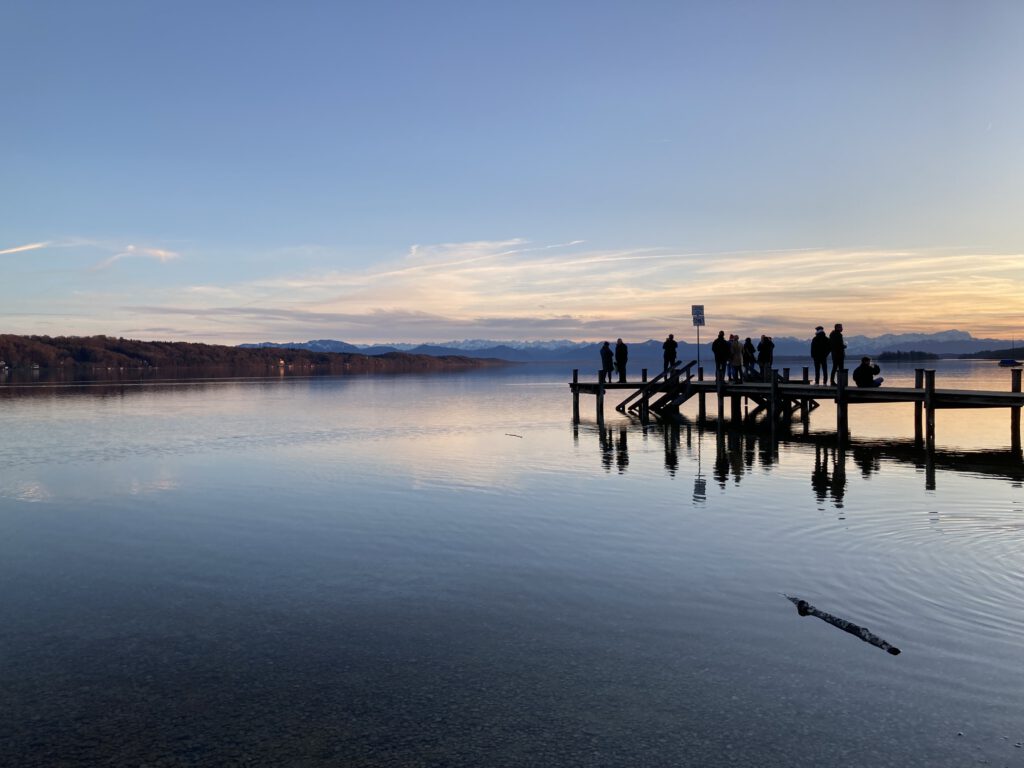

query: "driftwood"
left=784, top=594, right=901, bottom=655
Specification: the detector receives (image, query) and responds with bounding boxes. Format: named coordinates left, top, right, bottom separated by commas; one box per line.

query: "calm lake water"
left=2, top=360, right=1023, bottom=766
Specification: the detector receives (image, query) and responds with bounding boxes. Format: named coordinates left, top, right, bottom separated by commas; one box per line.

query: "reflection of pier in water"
left=574, top=417, right=1024, bottom=505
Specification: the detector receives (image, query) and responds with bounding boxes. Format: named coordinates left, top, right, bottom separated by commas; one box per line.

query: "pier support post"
left=716, top=367, right=725, bottom=421
left=596, top=370, right=605, bottom=426
left=697, top=367, right=706, bottom=423
left=836, top=368, right=849, bottom=440
left=913, top=368, right=923, bottom=447
left=731, top=393, right=742, bottom=424
left=924, top=369, right=936, bottom=451
left=769, top=369, right=779, bottom=423
left=1012, top=368, right=1021, bottom=455
left=641, top=368, right=649, bottom=425
left=572, top=369, right=580, bottom=424
left=769, top=369, right=779, bottom=444
left=799, top=367, right=810, bottom=427
left=782, top=367, right=790, bottom=382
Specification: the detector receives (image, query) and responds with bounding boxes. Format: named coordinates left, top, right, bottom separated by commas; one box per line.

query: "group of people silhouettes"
left=602, top=323, right=883, bottom=388
left=710, top=331, right=776, bottom=382
left=600, top=339, right=630, bottom=383
left=812, top=323, right=883, bottom=387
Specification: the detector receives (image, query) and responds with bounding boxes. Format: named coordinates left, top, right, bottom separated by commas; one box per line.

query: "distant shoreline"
left=0, top=334, right=509, bottom=375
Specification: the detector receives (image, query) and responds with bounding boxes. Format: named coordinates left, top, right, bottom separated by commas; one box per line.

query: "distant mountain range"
left=240, top=330, right=1018, bottom=367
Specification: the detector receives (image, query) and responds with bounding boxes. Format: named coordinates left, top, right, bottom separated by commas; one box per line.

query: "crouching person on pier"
left=853, top=356, right=884, bottom=388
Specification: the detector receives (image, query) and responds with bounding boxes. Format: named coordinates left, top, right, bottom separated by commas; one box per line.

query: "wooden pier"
left=570, top=362, right=1024, bottom=452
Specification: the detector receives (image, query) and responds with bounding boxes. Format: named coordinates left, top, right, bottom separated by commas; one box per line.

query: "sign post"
left=691, top=305, right=705, bottom=367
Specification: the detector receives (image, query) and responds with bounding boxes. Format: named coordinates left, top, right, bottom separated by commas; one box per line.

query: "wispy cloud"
left=5, top=236, right=1022, bottom=342
left=92, top=244, right=180, bottom=270
left=0, top=241, right=51, bottom=256
left=112, top=239, right=1024, bottom=342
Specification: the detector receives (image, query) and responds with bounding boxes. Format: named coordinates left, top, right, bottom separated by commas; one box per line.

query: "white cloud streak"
left=0, top=241, right=51, bottom=256
left=92, top=244, right=180, bottom=270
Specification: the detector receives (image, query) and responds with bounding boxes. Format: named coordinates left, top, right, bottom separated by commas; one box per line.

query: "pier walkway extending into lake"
left=570, top=361, right=1024, bottom=452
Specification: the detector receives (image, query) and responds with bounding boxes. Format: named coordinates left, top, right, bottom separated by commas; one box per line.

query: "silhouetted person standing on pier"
left=600, top=341, right=614, bottom=381
left=742, top=337, right=757, bottom=378
left=662, top=334, right=678, bottom=372
left=712, top=330, right=730, bottom=381
left=614, top=338, right=628, bottom=383
left=757, top=335, right=774, bottom=380
left=853, top=356, right=884, bottom=387
left=829, top=323, right=846, bottom=385
left=811, top=325, right=830, bottom=385
left=729, top=335, right=743, bottom=382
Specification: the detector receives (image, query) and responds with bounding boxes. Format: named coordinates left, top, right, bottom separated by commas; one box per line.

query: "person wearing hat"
left=810, top=325, right=831, bottom=385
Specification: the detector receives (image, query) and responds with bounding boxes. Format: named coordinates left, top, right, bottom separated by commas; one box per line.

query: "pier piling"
left=697, top=367, right=706, bottom=423
left=1012, top=368, right=1021, bottom=455
left=836, top=369, right=848, bottom=439
left=913, top=369, right=923, bottom=447
left=641, top=368, right=649, bottom=425
left=572, top=369, right=580, bottom=424
left=769, top=368, right=779, bottom=423
left=716, top=367, right=724, bottom=421
left=924, top=369, right=936, bottom=451
left=596, top=370, right=605, bottom=426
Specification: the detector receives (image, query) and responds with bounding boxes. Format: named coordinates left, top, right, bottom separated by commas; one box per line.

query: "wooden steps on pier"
left=626, top=361, right=699, bottom=416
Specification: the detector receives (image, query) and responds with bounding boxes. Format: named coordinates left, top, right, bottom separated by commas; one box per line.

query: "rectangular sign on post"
left=691, top=304, right=705, bottom=327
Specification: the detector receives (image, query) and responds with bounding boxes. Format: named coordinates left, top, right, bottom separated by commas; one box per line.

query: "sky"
left=2, top=0, right=1022, bottom=344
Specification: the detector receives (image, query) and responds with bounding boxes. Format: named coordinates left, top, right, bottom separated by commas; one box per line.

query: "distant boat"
left=998, top=359, right=1022, bottom=367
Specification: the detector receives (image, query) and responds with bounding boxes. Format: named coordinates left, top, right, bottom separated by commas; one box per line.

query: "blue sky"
left=2, top=0, right=1022, bottom=343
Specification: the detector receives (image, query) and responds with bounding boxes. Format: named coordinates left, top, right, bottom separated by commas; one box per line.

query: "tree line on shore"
left=0, top=334, right=500, bottom=373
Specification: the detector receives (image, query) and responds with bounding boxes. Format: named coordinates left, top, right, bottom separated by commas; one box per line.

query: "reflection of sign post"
left=691, top=305, right=705, bottom=367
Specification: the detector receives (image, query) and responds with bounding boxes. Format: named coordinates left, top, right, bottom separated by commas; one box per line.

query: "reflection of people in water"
left=829, top=448, right=847, bottom=506
left=727, top=430, right=744, bottom=484
left=853, top=445, right=880, bottom=478
left=600, top=427, right=614, bottom=472
left=663, top=424, right=679, bottom=475
left=616, top=428, right=629, bottom=474
left=811, top=445, right=830, bottom=504
left=744, top=432, right=756, bottom=470
left=714, top=431, right=729, bottom=488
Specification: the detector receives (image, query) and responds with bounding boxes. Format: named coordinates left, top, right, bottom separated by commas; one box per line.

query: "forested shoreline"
left=0, top=334, right=505, bottom=373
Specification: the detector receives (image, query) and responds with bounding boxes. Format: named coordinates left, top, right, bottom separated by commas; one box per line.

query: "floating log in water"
left=783, top=594, right=901, bottom=655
